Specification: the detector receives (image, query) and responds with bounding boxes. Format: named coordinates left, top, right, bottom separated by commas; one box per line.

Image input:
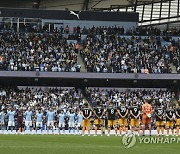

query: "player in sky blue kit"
left=36, top=109, right=43, bottom=134
left=76, top=111, right=83, bottom=134
left=47, top=108, right=55, bottom=134
left=24, top=107, right=33, bottom=132
left=58, top=110, right=66, bottom=134
left=68, top=109, right=76, bottom=134
left=8, top=107, right=16, bottom=133
left=0, top=109, right=6, bottom=133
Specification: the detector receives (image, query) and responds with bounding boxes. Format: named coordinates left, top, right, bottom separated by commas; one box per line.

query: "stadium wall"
left=0, top=71, right=179, bottom=88
left=0, top=7, right=138, bottom=30
left=45, top=20, right=137, bottom=31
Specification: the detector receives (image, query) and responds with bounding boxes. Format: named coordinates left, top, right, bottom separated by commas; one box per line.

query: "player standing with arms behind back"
left=130, top=99, right=141, bottom=136
left=166, top=104, right=175, bottom=136
left=142, top=99, right=153, bottom=136
left=81, top=103, right=92, bottom=136
left=118, top=100, right=128, bottom=136
left=175, top=102, right=180, bottom=136
left=106, top=102, right=117, bottom=136
left=93, top=101, right=104, bottom=136
left=154, top=101, right=165, bottom=136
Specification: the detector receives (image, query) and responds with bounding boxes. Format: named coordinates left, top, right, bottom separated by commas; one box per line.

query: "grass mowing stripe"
left=0, top=135, right=179, bottom=154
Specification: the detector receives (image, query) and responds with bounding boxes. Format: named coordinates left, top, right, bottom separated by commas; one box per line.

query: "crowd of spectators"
left=85, top=88, right=179, bottom=107
left=81, top=34, right=180, bottom=73
left=0, top=23, right=180, bottom=73
left=0, top=86, right=84, bottom=112
left=76, top=26, right=180, bottom=37
left=1, top=86, right=179, bottom=117
left=0, top=31, right=81, bottom=72
left=1, top=22, right=180, bottom=36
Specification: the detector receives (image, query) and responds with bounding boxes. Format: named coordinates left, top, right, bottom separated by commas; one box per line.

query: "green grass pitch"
left=0, top=135, right=179, bottom=154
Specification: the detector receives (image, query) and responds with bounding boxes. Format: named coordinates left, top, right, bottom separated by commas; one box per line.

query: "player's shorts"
left=47, top=121, right=54, bottom=127
left=166, top=121, right=174, bottom=128
left=156, top=121, right=165, bottom=127
left=77, top=122, right=82, bottom=127
left=176, top=118, right=180, bottom=126
left=142, top=116, right=151, bottom=125
left=119, top=118, right=128, bottom=126
left=17, top=122, right=24, bottom=128
left=108, top=120, right=116, bottom=127
left=68, top=122, right=75, bottom=127
left=25, top=121, right=32, bottom=127
left=130, top=119, right=140, bottom=127
left=94, top=119, right=103, bottom=125
left=59, top=122, right=65, bottom=127
left=8, top=121, right=15, bottom=127
left=82, top=119, right=90, bottom=127
left=36, top=122, right=42, bottom=127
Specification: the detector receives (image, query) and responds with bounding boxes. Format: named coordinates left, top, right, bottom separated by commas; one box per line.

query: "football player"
left=58, top=110, right=66, bottom=134
left=35, top=109, right=43, bottom=134
left=7, top=107, right=16, bottom=133
left=93, top=101, right=105, bottom=136
left=47, top=108, right=55, bottom=134
left=81, top=103, right=92, bottom=136
left=175, top=102, right=180, bottom=136
left=142, top=99, right=153, bottom=136
left=118, top=100, right=128, bottom=136
left=166, top=104, right=175, bottom=136
left=106, top=102, right=117, bottom=136
left=154, top=101, right=165, bottom=136
left=68, top=109, right=76, bottom=134
left=24, top=107, right=33, bottom=133
left=76, top=110, right=83, bottom=135
left=0, top=109, right=6, bottom=134
left=16, top=108, right=24, bottom=134
left=130, top=99, right=141, bottom=136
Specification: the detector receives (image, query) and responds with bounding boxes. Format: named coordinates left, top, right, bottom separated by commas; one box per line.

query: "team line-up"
left=0, top=99, right=180, bottom=136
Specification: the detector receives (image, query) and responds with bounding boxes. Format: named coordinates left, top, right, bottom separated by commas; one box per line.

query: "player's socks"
left=77, top=127, right=79, bottom=134
left=172, top=129, right=174, bottom=136
left=176, top=127, right=179, bottom=136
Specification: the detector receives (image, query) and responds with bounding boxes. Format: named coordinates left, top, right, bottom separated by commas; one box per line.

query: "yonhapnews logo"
left=122, top=133, right=180, bottom=149
left=122, top=133, right=136, bottom=148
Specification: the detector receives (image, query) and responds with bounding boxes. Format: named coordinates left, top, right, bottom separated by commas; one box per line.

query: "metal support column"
left=159, top=0, right=162, bottom=19
left=150, top=0, right=154, bottom=21
left=168, top=0, right=171, bottom=18
left=141, top=3, right=145, bottom=22
left=178, top=0, right=180, bottom=16
left=134, top=0, right=138, bottom=12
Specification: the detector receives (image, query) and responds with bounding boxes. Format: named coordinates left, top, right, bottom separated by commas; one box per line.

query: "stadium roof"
left=0, top=0, right=166, bottom=11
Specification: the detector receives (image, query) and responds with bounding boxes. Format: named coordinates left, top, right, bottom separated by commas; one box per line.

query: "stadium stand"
left=0, top=1, right=179, bottom=138
left=0, top=25, right=81, bottom=72
left=0, top=23, right=179, bottom=73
